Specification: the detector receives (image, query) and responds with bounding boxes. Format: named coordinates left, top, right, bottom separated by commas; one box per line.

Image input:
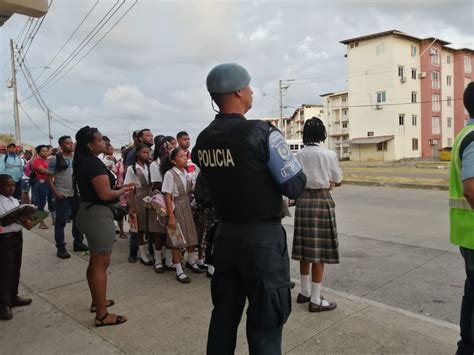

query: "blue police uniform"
left=192, top=111, right=306, bottom=355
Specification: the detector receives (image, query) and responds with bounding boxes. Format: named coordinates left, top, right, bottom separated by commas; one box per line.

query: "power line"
left=27, top=0, right=125, bottom=97
left=32, top=0, right=100, bottom=85
left=18, top=103, right=49, bottom=136
left=19, top=0, right=54, bottom=66
left=41, top=0, right=138, bottom=93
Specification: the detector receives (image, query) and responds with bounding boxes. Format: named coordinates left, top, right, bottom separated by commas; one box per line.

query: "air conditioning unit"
left=375, top=104, right=383, bottom=110
left=418, top=72, right=427, bottom=78
left=429, top=139, right=439, bottom=146
left=400, top=77, right=407, bottom=83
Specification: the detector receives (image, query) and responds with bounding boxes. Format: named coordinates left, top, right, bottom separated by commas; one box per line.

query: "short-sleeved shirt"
left=32, top=158, right=49, bottom=181
left=76, top=155, right=117, bottom=203
left=296, top=145, right=342, bottom=189
left=2, top=154, right=23, bottom=182
left=462, top=118, right=474, bottom=182
left=0, top=194, right=22, bottom=234
left=162, top=167, right=190, bottom=197
left=149, top=160, right=162, bottom=183
left=48, top=154, right=74, bottom=196
left=124, top=164, right=149, bottom=187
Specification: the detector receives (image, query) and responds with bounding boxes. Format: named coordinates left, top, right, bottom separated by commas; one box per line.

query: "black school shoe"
left=128, top=255, right=137, bottom=263
left=12, top=296, right=32, bottom=307
left=73, top=243, right=89, bottom=252
left=185, top=262, right=205, bottom=274
left=57, top=249, right=71, bottom=259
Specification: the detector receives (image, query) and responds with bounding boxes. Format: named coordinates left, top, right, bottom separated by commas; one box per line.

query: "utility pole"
left=10, top=39, right=21, bottom=145
left=278, top=79, right=283, bottom=132
left=47, top=108, right=52, bottom=145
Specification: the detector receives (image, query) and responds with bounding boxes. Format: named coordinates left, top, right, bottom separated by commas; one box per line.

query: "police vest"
left=192, top=115, right=282, bottom=222
left=449, top=124, right=474, bottom=249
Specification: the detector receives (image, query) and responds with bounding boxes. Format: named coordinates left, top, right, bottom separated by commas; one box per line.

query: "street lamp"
left=279, top=79, right=295, bottom=132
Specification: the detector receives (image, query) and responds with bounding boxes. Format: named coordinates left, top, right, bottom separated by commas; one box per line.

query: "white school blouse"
left=161, top=167, right=190, bottom=197
left=296, top=145, right=342, bottom=189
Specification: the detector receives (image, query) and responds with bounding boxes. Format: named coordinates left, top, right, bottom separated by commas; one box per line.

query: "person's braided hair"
left=303, top=116, right=327, bottom=145
left=73, top=126, right=99, bottom=186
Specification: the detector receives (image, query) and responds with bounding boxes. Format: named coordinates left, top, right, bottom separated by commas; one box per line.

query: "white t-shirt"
left=124, top=164, right=149, bottom=188
left=0, top=194, right=22, bottom=234
left=296, top=145, right=342, bottom=189
left=161, top=167, right=190, bottom=197
left=149, top=160, right=162, bottom=183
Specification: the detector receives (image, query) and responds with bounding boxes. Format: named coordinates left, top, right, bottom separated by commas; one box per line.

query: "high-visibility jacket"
left=450, top=124, right=474, bottom=249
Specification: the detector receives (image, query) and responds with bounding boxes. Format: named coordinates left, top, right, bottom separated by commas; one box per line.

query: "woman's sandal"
left=90, top=300, right=115, bottom=313
left=95, top=312, right=127, bottom=327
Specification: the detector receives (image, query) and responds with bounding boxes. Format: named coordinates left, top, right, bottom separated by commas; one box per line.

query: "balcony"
left=0, top=0, right=48, bottom=26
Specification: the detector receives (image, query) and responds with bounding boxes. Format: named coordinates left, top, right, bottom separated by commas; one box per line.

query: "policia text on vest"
left=197, top=149, right=235, bottom=168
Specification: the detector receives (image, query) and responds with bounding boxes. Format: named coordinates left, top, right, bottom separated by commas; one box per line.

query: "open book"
left=0, top=204, right=49, bottom=230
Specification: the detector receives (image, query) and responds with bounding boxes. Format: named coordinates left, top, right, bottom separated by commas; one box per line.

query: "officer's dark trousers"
left=207, top=222, right=291, bottom=355
left=458, top=247, right=474, bottom=355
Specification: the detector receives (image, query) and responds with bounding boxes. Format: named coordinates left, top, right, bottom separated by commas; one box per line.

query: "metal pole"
left=278, top=80, right=283, bottom=132
left=47, top=108, right=52, bottom=145
left=10, top=39, right=21, bottom=145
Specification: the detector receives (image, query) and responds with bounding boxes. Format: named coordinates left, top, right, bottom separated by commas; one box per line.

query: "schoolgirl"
left=161, top=147, right=203, bottom=284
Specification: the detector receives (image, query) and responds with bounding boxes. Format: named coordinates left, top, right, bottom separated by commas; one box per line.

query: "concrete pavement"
left=0, top=217, right=459, bottom=354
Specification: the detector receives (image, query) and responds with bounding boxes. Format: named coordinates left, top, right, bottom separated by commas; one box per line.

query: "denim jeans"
left=13, top=180, right=21, bottom=200
left=458, top=247, right=474, bottom=355
left=33, top=181, right=49, bottom=211
left=54, top=197, right=83, bottom=250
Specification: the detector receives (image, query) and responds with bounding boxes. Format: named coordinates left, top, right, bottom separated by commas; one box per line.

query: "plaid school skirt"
left=291, top=188, right=339, bottom=264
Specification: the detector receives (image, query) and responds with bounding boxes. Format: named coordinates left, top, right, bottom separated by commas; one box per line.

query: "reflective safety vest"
left=450, top=124, right=474, bottom=249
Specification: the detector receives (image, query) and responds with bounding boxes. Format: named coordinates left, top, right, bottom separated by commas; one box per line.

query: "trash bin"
left=439, top=147, right=452, bottom=161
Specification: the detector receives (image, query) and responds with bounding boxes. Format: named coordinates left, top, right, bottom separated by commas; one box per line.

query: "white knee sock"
left=197, top=258, right=206, bottom=266
left=187, top=251, right=197, bottom=266
left=311, top=282, right=329, bottom=306
left=165, top=249, right=173, bottom=267
left=207, top=265, right=215, bottom=275
left=300, top=274, right=311, bottom=297
left=175, top=263, right=187, bottom=279
left=139, top=244, right=151, bottom=262
left=154, top=249, right=162, bottom=266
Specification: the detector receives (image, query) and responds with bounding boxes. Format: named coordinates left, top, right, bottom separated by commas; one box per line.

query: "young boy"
left=0, top=174, right=33, bottom=320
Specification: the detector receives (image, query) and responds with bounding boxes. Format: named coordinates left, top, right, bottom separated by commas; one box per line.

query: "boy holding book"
left=0, top=174, right=33, bottom=320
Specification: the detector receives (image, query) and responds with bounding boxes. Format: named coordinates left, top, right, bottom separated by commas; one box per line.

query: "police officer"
left=192, top=63, right=306, bottom=355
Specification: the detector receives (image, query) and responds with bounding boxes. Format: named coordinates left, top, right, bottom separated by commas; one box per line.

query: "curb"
left=343, top=179, right=448, bottom=191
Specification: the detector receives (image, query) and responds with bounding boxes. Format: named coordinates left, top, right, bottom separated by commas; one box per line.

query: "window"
left=398, top=66, right=404, bottom=78
left=411, top=68, right=417, bottom=79
left=343, top=147, right=349, bottom=154
left=377, top=142, right=388, bottom=151
left=342, top=122, right=348, bottom=128
left=465, top=56, right=472, bottom=73
left=432, top=117, right=441, bottom=134
left=342, top=97, right=347, bottom=103
left=432, top=94, right=440, bottom=112
left=448, top=138, right=452, bottom=147
left=447, top=55, right=451, bottom=64
left=411, top=91, right=417, bottom=103
left=447, top=96, right=452, bottom=107
left=399, top=114, right=405, bottom=126
left=431, top=71, right=440, bottom=89
left=342, top=109, right=348, bottom=116
left=430, top=47, right=439, bottom=65
left=446, top=75, right=452, bottom=86
left=411, top=45, right=417, bottom=57
left=376, top=91, right=386, bottom=103
left=412, top=138, right=418, bottom=151
left=447, top=117, right=452, bottom=128
left=368, top=131, right=374, bottom=137
left=376, top=43, right=385, bottom=55
left=350, top=43, right=354, bottom=49
left=412, top=115, right=417, bottom=126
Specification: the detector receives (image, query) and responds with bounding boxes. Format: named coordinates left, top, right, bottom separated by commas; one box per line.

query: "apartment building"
left=0, top=0, right=48, bottom=26
left=320, top=91, right=350, bottom=159
left=340, top=30, right=473, bottom=161
left=284, top=104, right=327, bottom=150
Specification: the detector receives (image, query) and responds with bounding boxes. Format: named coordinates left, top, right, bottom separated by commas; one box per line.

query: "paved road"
left=283, top=185, right=463, bottom=325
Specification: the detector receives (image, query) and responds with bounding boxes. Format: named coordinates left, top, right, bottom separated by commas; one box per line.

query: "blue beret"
left=206, top=63, right=251, bottom=94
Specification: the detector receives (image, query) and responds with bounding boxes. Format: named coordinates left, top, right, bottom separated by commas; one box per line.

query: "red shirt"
left=32, top=158, right=49, bottom=181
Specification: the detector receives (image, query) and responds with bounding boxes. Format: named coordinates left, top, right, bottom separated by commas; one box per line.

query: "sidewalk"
left=0, top=225, right=459, bottom=354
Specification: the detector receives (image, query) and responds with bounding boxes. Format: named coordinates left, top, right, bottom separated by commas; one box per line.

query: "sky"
left=0, top=0, right=473, bottom=147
